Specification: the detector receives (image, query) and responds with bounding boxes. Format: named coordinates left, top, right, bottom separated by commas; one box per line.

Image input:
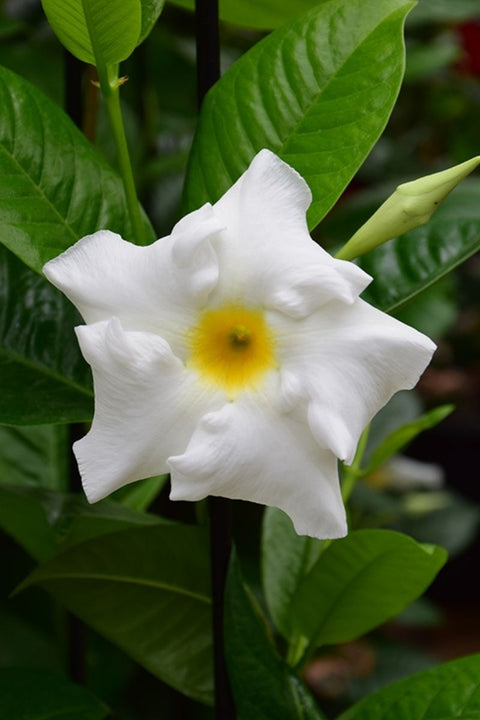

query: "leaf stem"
left=102, top=68, right=146, bottom=246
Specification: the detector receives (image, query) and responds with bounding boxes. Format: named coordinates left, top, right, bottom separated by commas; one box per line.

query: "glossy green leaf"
left=168, top=0, right=328, bottom=30
left=338, top=653, right=480, bottom=720
left=19, top=523, right=213, bottom=705
left=0, top=64, right=154, bottom=274
left=0, top=424, right=68, bottom=489
left=0, top=607, right=61, bottom=670
left=261, top=507, right=323, bottom=639
left=41, top=0, right=142, bottom=65
left=392, top=276, right=457, bottom=337
left=0, top=668, right=108, bottom=720
left=360, top=180, right=480, bottom=313
left=0, top=484, right=161, bottom=561
left=290, top=530, right=447, bottom=647
left=225, top=553, right=326, bottom=720
left=0, top=485, right=57, bottom=561
left=112, top=474, right=168, bottom=511
left=365, top=405, right=454, bottom=474
left=184, top=0, right=413, bottom=229
left=138, top=0, right=166, bottom=44
left=0, top=247, right=93, bottom=424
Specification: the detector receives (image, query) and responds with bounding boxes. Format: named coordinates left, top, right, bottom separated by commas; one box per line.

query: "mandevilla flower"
left=43, top=150, right=435, bottom=538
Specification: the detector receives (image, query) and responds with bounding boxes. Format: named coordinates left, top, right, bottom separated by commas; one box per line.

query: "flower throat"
left=188, top=305, right=277, bottom=395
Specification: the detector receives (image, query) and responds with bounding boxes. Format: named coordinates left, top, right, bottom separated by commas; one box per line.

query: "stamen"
left=229, top=325, right=252, bottom=349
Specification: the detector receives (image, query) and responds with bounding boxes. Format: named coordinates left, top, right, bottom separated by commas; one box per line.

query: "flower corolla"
left=43, top=150, right=436, bottom=538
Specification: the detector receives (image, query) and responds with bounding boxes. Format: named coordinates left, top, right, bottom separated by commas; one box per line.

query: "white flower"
left=43, top=150, right=436, bottom=538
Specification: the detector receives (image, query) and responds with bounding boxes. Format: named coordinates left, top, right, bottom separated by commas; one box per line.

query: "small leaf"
left=365, top=405, right=454, bottom=474
left=19, top=523, right=214, bottom=705
left=290, top=530, right=447, bottom=647
left=41, top=0, right=142, bottom=65
left=338, top=653, right=480, bottom=720
left=225, top=553, right=326, bottom=720
left=261, top=507, right=323, bottom=639
left=184, top=0, right=414, bottom=229
left=0, top=668, right=109, bottom=720
left=0, top=64, right=154, bottom=274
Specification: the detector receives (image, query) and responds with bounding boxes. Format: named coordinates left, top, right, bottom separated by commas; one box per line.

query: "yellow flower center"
left=188, top=304, right=277, bottom=395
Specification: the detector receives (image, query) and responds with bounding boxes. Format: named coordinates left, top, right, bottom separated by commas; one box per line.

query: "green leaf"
left=261, top=507, right=323, bottom=640
left=290, top=530, right=447, bottom=648
left=0, top=668, right=109, bottom=720
left=19, top=523, right=214, bottom=705
left=138, top=0, right=166, bottom=44
left=365, top=405, right=454, bottom=474
left=0, top=606, right=61, bottom=670
left=184, top=0, right=413, bottom=229
left=41, top=0, right=142, bottom=65
left=338, top=653, right=480, bottom=720
left=0, top=485, right=57, bottom=562
left=0, top=247, right=93, bottom=424
left=111, top=474, right=168, bottom=512
left=360, top=180, right=480, bottom=313
left=0, top=64, right=154, bottom=274
left=0, top=484, right=161, bottom=561
left=225, top=553, right=326, bottom=720
left=168, top=0, right=329, bottom=30
left=392, top=276, right=457, bottom=337
left=0, top=424, right=68, bottom=490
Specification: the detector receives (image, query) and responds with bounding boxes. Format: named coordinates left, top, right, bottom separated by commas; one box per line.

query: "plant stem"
left=341, top=423, right=370, bottom=503
left=102, top=71, right=146, bottom=246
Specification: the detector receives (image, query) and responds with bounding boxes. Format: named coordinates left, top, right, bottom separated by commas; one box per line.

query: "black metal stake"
left=64, top=50, right=88, bottom=686
left=195, top=2, right=236, bottom=717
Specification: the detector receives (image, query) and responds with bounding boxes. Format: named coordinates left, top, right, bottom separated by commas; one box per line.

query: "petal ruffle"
left=168, top=391, right=347, bottom=539
left=210, top=149, right=371, bottom=314
left=43, top=204, right=223, bottom=357
left=74, top=318, right=226, bottom=502
left=272, top=299, right=436, bottom=464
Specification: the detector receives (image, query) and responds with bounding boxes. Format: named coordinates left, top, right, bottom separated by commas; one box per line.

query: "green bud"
left=335, top=156, right=480, bottom=261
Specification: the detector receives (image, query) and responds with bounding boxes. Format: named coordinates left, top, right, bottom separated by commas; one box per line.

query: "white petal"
left=43, top=204, right=223, bottom=356
left=272, top=299, right=436, bottom=464
left=210, top=149, right=371, bottom=313
left=168, top=392, right=347, bottom=539
left=74, top=318, right=226, bottom=502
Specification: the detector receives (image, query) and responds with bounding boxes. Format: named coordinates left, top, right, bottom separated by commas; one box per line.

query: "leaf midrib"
left=0, top=344, right=92, bottom=398
left=299, top=541, right=435, bottom=644
left=37, top=571, right=211, bottom=604
left=222, top=0, right=407, bottom=169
